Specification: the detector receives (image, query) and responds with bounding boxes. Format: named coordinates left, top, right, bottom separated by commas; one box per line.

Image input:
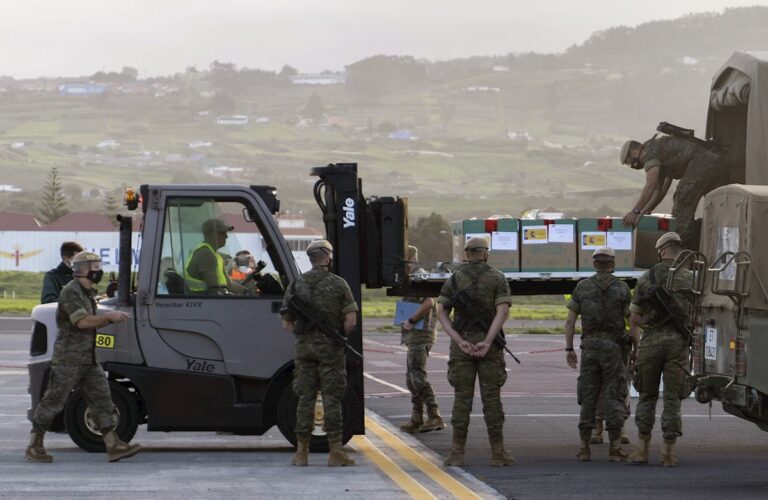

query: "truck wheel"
left=276, top=383, right=362, bottom=453
left=64, top=381, right=141, bottom=453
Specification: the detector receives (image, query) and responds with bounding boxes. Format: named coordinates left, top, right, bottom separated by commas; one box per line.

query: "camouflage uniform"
left=640, top=136, right=727, bottom=248
left=32, top=280, right=115, bottom=433
left=568, top=273, right=630, bottom=443
left=630, top=260, right=694, bottom=441
left=283, top=266, right=358, bottom=439
left=437, top=261, right=512, bottom=442
left=401, top=295, right=438, bottom=417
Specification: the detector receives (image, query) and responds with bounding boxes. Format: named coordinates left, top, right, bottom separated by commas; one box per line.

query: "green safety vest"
left=184, top=242, right=228, bottom=293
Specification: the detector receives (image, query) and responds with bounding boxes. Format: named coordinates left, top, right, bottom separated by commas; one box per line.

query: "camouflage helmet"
left=655, top=232, right=682, bottom=250
left=71, top=251, right=101, bottom=270
left=592, top=246, right=616, bottom=259
left=306, top=239, right=333, bottom=256
left=620, top=140, right=642, bottom=165
left=464, top=236, right=489, bottom=251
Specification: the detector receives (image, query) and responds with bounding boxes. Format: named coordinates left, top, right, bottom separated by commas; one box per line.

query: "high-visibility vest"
left=184, top=242, right=227, bottom=292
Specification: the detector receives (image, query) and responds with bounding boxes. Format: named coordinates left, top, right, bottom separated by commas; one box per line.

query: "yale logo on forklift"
left=343, top=197, right=355, bottom=228
left=95, top=333, right=116, bottom=349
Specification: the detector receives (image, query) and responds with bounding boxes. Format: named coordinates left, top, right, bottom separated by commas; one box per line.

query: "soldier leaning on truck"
left=280, top=239, right=358, bottom=467
left=564, top=246, right=634, bottom=463
left=40, top=241, right=84, bottom=304
left=619, top=135, right=728, bottom=249
left=627, top=232, right=695, bottom=467
left=437, top=236, right=514, bottom=467
left=26, top=251, right=141, bottom=463
left=398, top=245, right=445, bottom=434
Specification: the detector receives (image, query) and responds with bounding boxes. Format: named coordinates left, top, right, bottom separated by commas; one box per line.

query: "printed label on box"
left=607, top=232, right=632, bottom=250
left=581, top=232, right=606, bottom=250
left=491, top=232, right=517, bottom=251
left=522, top=226, right=548, bottom=244
left=548, top=225, right=574, bottom=243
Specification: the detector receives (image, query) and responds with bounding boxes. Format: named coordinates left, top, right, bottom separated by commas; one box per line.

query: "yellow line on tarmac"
left=366, top=417, right=483, bottom=500
left=351, top=435, right=437, bottom=500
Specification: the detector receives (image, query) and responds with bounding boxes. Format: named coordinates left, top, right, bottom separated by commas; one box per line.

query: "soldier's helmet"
left=620, top=140, right=642, bottom=165
left=655, top=232, right=682, bottom=250
left=71, top=251, right=101, bottom=270
left=464, top=236, right=489, bottom=251
left=306, top=239, right=333, bottom=256
left=407, top=245, right=418, bottom=260
left=592, top=246, right=616, bottom=260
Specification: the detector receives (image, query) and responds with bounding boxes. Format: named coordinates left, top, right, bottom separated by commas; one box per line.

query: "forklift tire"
left=64, top=381, right=141, bottom=453
left=276, top=383, right=362, bottom=453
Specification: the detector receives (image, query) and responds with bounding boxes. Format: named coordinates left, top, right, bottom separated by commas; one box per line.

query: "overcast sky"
left=1, top=0, right=766, bottom=78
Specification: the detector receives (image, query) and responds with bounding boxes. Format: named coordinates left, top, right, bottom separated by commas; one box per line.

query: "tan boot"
left=661, top=440, right=678, bottom=467
left=102, top=429, right=141, bottom=463
left=576, top=439, right=591, bottom=461
left=489, top=437, right=515, bottom=466
left=620, top=425, right=630, bottom=444
left=419, top=406, right=446, bottom=433
left=399, top=407, right=424, bottom=434
left=25, top=431, right=53, bottom=463
left=443, top=436, right=465, bottom=466
left=292, top=433, right=310, bottom=466
left=590, top=420, right=604, bottom=444
left=609, top=439, right=628, bottom=462
left=628, top=434, right=651, bottom=464
left=327, top=435, right=354, bottom=467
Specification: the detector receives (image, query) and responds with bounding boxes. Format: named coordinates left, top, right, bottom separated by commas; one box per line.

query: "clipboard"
left=394, top=301, right=425, bottom=329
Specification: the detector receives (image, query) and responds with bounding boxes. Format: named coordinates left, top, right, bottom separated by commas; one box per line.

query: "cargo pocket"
left=576, top=375, right=584, bottom=406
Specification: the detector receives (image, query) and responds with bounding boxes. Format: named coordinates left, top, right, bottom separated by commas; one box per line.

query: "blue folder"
left=394, top=301, right=425, bottom=329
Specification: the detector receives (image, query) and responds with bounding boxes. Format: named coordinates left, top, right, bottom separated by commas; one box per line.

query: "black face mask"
left=87, top=270, right=104, bottom=284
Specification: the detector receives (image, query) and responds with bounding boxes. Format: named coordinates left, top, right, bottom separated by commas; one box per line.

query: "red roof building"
left=0, top=212, right=41, bottom=231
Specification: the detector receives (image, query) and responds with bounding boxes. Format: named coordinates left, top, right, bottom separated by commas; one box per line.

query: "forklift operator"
left=185, top=218, right=246, bottom=295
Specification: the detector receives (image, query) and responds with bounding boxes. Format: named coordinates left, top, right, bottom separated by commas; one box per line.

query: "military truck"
left=672, top=52, right=768, bottom=430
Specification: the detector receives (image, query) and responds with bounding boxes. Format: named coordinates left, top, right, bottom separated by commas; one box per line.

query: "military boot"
left=25, top=431, right=53, bottom=463
left=489, top=436, right=515, bottom=466
left=443, top=435, right=466, bottom=466
left=102, top=429, right=141, bottom=463
left=576, top=439, right=591, bottom=461
left=620, top=424, right=630, bottom=444
left=399, top=407, right=423, bottom=434
left=327, top=435, right=354, bottom=467
left=608, top=439, right=629, bottom=462
left=419, top=406, right=446, bottom=433
left=590, top=420, right=604, bottom=444
left=291, top=433, right=310, bottom=466
left=628, top=434, right=651, bottom=464
left=661, top=439, right=678, bottom=467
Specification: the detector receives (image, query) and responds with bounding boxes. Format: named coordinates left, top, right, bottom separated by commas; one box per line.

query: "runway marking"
left=0, top=371, right=26, bottom=376
left=366, top=416, right=483, bottom=500
left=0, top=317, right=31, bottom=320
left=351, top=435, right=437, bottom=500
left=363, top=372, right=409, bottom=394
left=385, top=413, right=736, bottom=419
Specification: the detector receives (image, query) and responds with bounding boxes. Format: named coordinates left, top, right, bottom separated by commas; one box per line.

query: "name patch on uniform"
left=95, top=333, right=115, bottom=349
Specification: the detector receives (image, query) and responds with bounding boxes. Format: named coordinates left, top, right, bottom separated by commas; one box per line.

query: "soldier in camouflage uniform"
left=399, top=246, right=444, bottom=434
left=26, top=251, right=141, bottom=463
left=281, top=239, right=358, bottom=467
left=565, top=246, right=634, bottom=462
left=620, top=135, right=727, bottom=249
left=628, top=232, right=694, bottom=467
left=437, top=236, right=514, bottom=467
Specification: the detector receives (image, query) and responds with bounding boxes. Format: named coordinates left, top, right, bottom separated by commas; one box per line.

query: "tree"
left=301, top=92, right=325, bottom=122
left=121, top=66, right=139, bottom=80
left=279, top=65, right=298, bottom=78
left=408, top=213, right=452, bottom=263
left=38, top=167, right=69, bottom=224
left=104, top=191, right=120, bottom=225
left=211, top=93, right=237, bottom=114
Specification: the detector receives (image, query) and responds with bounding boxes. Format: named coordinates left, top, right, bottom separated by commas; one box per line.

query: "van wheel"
left=64, top=381, right=141, bottom=453
left=276, top=382, right=362, bottom=453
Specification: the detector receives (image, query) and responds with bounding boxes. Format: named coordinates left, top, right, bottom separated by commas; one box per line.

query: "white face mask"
left=238, top=266, right=250, bottom=274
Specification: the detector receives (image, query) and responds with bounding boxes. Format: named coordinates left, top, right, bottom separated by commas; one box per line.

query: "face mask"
left=238, top=266, right=250, bottom=274
left=87, top=270, right=104, bottom=284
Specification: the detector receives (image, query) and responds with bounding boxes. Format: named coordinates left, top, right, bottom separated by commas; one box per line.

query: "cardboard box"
left=634, top=215, right=677, bottom=269
left=577, top=218, right=634, bottom=271
left=520, top=219, right=577, bottom=272
left=450, top=218, right=520, bottom=272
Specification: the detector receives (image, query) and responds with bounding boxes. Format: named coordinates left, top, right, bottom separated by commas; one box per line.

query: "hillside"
left=0, top=6, right=766, bottom=226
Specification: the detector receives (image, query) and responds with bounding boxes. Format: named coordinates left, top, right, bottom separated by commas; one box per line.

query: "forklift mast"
left=310, top=163, right=408, bottom=435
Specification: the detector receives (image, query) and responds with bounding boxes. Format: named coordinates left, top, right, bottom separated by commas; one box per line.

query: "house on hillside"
left=291, top=73, right=346, bottom=85
left=59, top=83, right=107, bottom=96
left=217, top=115, right=249, bottom=126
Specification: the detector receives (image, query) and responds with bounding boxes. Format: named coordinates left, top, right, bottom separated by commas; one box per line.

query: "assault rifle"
left=648, top=268, right=693, bottom=338
left=281, top=295, right=363, bottom=361
left=447, top=288, right=521, bottom=364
